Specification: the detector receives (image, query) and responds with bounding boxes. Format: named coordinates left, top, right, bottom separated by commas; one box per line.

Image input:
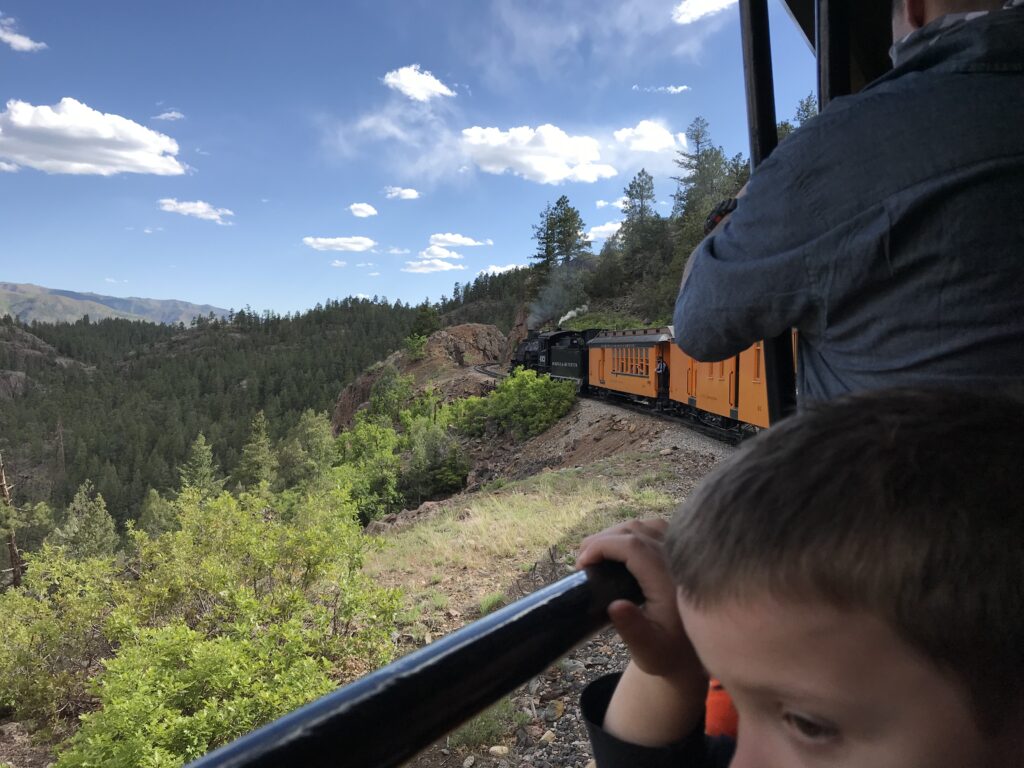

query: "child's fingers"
left=607, top=599, right=656, bottom=651
left=577, top=519, right=668, bottom=568
left=608, top=600, right=687, bottom=678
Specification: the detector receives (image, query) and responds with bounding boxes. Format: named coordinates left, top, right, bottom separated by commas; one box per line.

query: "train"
left=511, top=327, right=777, bottom=439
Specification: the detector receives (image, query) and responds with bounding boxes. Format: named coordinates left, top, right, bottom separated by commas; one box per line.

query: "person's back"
left=674, top=1, right=1024, bottom=401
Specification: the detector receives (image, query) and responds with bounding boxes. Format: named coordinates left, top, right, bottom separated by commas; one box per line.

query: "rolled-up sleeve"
left=674, top=148, right=825, bottom=362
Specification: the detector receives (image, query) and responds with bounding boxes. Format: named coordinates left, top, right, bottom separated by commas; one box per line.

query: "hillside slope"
left=0, top=282, right=228, bottom=325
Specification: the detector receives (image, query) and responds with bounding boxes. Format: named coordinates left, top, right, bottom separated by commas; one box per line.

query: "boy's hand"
left=578, top=520, right=708, bottom=746
left=578, top=519, right=700, bottom=684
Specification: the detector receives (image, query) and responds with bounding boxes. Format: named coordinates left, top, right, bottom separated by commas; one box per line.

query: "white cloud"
left=632, top=84, right=691, bottom=94
left=0, top=161, right=18, bottom=173
left=331, top=260, right=347, bottom=268
left=587, top=220, right=623, bottom=241
left=104, top=277, right=127, bottom=284
left=462, top=124, right=617, bottom=185
left=0, top=15, right=47, bottom=52
left=369, top=272, right=381, bottom=276
left=479, top=264, right=525, bottom=276
left=143, top=226, right=164, bottom=235
left=429, top=233, right=492, bottom=247
left=355, top=262, right=375, bottom=267
left=383, top=64, right=456, bottom=102
left=354, top=293, right=371, bottom=299
left=159, top=198, right=234, bottom=225
left=419, top=245, right=463, bottom=260
left=302, top=236, right=377, bottom=252
left=349, top=202, right=378, bottom=218
left=402, top=259, right=466, bottom=274
left=597, top=196, right=627, bottom=210
left=0, top=98, right=185, bottom=176
left=613, top=120, right=686, bottom=153
left=672, top=0, right=737, bottom=25
left=472, top=0, right=740, bottom=93
left=153, top=110, right=185, bottom=121
left=384, top=186, right=420, bottom=200
left=387, top=247, right=411, bottom=255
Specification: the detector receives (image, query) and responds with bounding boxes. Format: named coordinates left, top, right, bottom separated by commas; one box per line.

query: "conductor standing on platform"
left=655, top=356, right=669, bottom=408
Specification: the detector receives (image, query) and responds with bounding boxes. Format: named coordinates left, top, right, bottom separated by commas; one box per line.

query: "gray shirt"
left=673, top=5, right=1024, bottom=402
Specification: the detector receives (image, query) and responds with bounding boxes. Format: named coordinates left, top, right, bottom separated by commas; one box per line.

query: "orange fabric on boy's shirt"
left=705, top=680, right=738, bottom=738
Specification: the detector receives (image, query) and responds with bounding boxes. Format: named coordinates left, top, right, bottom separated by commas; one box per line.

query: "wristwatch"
left=704, top=198, right=738, bottom=236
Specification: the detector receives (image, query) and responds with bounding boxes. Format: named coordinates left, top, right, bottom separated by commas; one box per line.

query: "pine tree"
left=795, top=92, right=819, bottom=125
left=410, top=304, right=440, bottom=337
left=550, top=195, right=591, bottom=264
left=47, top=480, right=119, bottom=558
left=178, top=434, right=222, bottom=498
left=672, top=117, right=730, bottom=219
left=532, top=196, right=591, bottom=270
left=531, top=202, right=558, bottom=272
left=138, top=488, right=178, bottom=536
left=277, top=410, right=336, bottom=489
left=236, top=411, right=278, bottom=489
left=623, top=169, right=656, bottom=226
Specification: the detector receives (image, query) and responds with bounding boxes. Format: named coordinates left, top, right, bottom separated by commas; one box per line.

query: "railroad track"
left=473, top=362, right=506, bottom=380
left=472, top=362, right=746, bottom=445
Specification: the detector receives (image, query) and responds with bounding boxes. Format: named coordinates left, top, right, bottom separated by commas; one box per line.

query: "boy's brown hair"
left=666, top=388, right=1024, bottom=731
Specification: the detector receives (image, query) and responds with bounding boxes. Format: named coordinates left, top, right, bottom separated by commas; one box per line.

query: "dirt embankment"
left=331, top=324, right=506, bottom=432
left=376, top=400, right=732, bottom=768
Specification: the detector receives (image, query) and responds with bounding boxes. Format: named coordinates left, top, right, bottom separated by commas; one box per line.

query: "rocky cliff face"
left=331, top=324, right=506, bottom=432
left=0, top=325, right=86, bottom=400
left=0, top=370, right=28, bottom=400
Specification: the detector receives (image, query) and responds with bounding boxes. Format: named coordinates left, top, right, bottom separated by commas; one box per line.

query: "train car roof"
left=588, top=327, right=674, bottom=348
left=780, top=0, right=893, bottom=90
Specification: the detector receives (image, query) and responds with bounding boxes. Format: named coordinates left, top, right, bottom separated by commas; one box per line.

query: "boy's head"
left=666, top=388, right=1023, bottom=766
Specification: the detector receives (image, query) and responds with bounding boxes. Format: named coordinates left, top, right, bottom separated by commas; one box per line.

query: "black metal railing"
left=186, top=562, right=641, bottom=768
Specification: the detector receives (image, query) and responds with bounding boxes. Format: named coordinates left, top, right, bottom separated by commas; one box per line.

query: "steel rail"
left=186, top=562, right=642, bottom=768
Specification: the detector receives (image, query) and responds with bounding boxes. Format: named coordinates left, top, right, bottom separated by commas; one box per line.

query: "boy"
left=576, top=388, right=1023, bottom=767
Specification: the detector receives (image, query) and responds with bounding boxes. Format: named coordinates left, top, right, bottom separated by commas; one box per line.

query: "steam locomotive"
left=511, top=327, right=774, bottom=438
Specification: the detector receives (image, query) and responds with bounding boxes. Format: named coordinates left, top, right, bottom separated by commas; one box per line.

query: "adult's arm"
left=673, top=144, right=826, bottom=362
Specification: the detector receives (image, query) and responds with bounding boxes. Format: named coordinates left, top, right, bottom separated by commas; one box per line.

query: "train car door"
left=737, top=342, right=770, bottom=428
left=695, top=356, right=738, bottom=420
left=668, top=342, right=696, bottom=406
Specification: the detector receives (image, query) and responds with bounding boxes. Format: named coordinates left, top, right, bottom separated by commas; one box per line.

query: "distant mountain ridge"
left=0, top=282, right=229, bottom=325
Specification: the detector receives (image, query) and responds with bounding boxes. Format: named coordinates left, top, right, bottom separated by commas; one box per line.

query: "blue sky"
left=0, top=0, right=814, bottom=314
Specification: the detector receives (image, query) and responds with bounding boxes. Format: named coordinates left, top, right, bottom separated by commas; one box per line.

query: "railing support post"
left=738, top=0, right=798, bottom=421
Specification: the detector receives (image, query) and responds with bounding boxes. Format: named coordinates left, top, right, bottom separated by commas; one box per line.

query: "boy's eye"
left=782, top=712, right=840, bottom=743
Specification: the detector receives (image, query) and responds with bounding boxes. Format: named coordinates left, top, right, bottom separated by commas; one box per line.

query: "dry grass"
left=365, top=468, right=674, bottom=624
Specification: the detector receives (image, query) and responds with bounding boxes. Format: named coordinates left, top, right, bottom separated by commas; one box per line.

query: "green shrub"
left=453, top=368, right=575, bottom=439
left=403, top=333, right=428, bottom=361
left=0, top=484, right=400, bottom=763
left=400, top=416, right=469, bottom=504
left=0, top=546, right=121, bottom=729
left=336, top=416, right=403, bottom=522
left=57, top=622, right=336, bottom=768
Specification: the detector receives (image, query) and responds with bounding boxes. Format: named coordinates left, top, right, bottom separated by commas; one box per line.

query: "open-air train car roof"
left=780, top=0, right=893, bottom=98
